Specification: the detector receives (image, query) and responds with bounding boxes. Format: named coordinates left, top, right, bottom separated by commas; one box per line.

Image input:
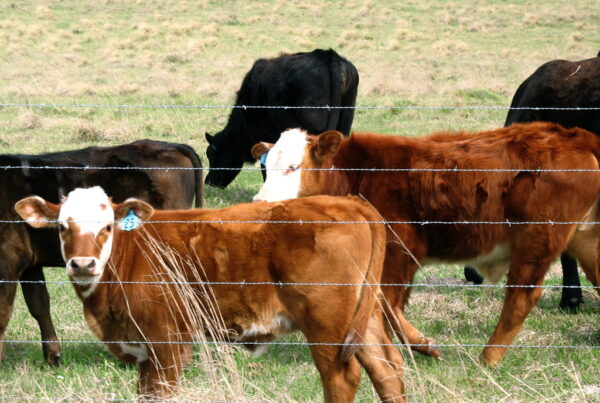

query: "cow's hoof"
left=464, top=266, right=484, bottom=285
left=411, top=335, right=442, bottom=359
left=479, top=348, right=502, bottom=368
left=44, top=349, right=61, bottom=367
left=559, top=295, right=583, bottom=313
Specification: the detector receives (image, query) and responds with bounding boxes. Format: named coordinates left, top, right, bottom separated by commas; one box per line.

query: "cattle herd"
left=1, top=48, right=599, bottom=401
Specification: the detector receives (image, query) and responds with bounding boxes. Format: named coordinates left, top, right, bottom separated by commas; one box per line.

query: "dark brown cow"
left=0, top=140, right=203, bottom=366
left=252, top=123, right=600, bottom=366
left=15, top=187, right=405, bottom=402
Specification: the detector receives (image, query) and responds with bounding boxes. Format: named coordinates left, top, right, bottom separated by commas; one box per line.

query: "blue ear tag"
left=119, top=209, right=141, bottom=231
left=259, top=152, right=268, bottom=166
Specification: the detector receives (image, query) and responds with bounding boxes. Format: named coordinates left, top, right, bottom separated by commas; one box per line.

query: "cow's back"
left=1, top=140, right=202, bottom=268
left=505, top=56, right=600, bottom=133
left=47, top=140, right=202, bottom=208
left=338, top=123, right=600, bottom=260
left=113, top=195, right=385, bottom=334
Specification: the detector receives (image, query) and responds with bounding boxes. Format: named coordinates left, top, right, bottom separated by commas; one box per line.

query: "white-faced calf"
left=16, top=187, right=405, bottom=402
left=252, top=122, right=600, bottom=367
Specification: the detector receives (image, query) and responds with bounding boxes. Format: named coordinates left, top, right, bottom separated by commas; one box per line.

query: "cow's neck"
left=320, top=133, right=412, bottom=197
left=320, top=156, right=353, bottom=196
left=72, top=229, right=135, bottom=325
left=321, top=135, right=380, bottom=196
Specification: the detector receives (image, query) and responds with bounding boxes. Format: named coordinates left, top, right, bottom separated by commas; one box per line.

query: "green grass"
left=1, top=0, right=600, bottom=401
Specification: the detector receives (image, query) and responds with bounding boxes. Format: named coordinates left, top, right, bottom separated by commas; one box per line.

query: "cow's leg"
left=298, top=295, right=362, bottom=402
left=383, top=303, right=440, bottom=359
left=380, top=238, right=440, bottom=358
left=137, top=344, right=183, bottom=399
left=558, top=253, right=583, bottom=311
left=307, top=342, right=361, bottom=403
left=480, top=258, right=551, bottom=367
left=20, top=265, right=61, bottom=366
left=568, top=245, right=600, bottom=297
left=355, top=307, right=405, bottom=402
left=566, top=224, right=600, bottom=298
left=0, top=279, right=17, bottom=362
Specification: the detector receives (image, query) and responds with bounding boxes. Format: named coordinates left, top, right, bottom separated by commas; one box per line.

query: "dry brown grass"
left=141, top=235, right=257, bottom=401
left=17, top=110, right=41, bottom=131
left=77, top=120, right=133, bottom=142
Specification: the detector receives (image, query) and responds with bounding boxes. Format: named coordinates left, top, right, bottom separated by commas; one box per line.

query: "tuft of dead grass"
left=76, top=120, right=131, bottom=142
left=35, top=5, right=54, bottom=19
left=522, top=13, right=541, bottom=27
left=18, top=110, right=41, bottom=130
left=431, top=40, right=469, bottom=57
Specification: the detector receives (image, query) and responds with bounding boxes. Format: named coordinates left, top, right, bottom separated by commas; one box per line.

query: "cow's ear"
left=205, top=132, right=214, bottom=144
left=15, top=196, right=60, bottom=229
left=251, top=142, right=274, bottom=160
left=314, top=131, right=344, bottom=162
left=114, top=199, right=155, bottom=229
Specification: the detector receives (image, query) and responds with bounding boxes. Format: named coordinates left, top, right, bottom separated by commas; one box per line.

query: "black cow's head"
left=204, top=132, right=245, bottom=188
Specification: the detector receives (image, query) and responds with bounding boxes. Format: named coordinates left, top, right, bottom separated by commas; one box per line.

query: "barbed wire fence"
left=1, top=102, right=600, bottom=110
left=1, top=102, right=599, bottom=399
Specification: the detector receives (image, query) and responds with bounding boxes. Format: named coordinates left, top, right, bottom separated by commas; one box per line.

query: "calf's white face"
left=57, top=187, right=115, bottom=283
left=15, top=186, right=154, bottom=298
left=252, top=128, right=309, bottom=202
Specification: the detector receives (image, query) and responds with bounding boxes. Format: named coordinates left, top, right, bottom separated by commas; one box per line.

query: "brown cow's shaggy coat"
left=253, top=122, right=600, bottom=366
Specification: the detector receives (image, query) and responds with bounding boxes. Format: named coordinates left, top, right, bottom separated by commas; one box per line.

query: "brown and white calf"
left=252, top=122, right=600, bottom=367
left=15, top=186, right=405, bottom=402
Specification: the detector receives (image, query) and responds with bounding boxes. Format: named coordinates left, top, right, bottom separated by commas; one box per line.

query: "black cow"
left=205, top=48, right=359, bottom=188
left=465, top=52, right=600, bottom=311
left=0, top=140, right=203, bottom=366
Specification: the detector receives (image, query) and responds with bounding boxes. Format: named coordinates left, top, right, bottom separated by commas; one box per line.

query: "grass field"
left=1, top=0, right=599, bottom=401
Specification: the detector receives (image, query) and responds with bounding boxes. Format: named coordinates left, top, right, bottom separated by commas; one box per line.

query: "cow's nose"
left=69, top=258, right=97, bottom=276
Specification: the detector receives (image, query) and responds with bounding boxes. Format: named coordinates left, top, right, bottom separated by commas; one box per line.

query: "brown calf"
left=16, top=187, right=404, bottom=402
left=252, top=122, right=600, bottom=366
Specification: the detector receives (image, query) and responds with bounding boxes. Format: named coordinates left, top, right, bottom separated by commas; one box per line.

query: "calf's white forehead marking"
left=59, top=187, right=114, bottom=233
left=264, top=128, right=309, bottom=170
left=255, top=128, right=308, bottom=202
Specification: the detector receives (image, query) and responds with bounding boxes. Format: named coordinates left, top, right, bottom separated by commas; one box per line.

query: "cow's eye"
left=105, top=224, right=112, bottom=233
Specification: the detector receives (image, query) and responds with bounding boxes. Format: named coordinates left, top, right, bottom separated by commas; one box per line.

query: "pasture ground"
left=0, top=1, right=599, bottom=401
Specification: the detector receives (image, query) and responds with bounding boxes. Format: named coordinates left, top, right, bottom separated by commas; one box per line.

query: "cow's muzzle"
left=66, top=257, right=100, bottom=278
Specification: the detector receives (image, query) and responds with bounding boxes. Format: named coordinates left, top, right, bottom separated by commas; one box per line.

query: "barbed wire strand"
left=1, top=339, right=597, bottom=349
left=0, top=279, right=598, bottom=289
left=4, top=165, right=600, bottom=172
left=1, top=103, right=600, bottom=111
left=4, top=219, right=600, bottom=225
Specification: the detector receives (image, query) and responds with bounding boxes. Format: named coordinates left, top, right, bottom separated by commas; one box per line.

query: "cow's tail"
left=339, top=201, right=386, bottom=362
left=326, top=49, right=343, bottom=132
left=174, top=144, right=205, bottom=207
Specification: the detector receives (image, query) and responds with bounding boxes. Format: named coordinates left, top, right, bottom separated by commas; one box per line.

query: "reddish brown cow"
left=252, top=122, right=600, bottom=366
left=15, top=187, right=405, bottom=402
